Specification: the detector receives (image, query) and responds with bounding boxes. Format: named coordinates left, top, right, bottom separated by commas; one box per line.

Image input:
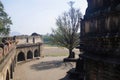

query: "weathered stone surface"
left=116, top=4, right=120, bottom=11
left=73, top=0, right=120, bottom=80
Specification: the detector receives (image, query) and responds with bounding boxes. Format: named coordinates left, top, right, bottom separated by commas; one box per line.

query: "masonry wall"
left=15, top=35, right=43, bottom=44
left=80, top=0, right=120, bottom=80
left=0, top=35, right=43, bottom=80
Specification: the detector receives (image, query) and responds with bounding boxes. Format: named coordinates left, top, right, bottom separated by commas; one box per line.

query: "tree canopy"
left=51, top=1, right=82, bottom=58
left=0, top=1, right=12, bottom=36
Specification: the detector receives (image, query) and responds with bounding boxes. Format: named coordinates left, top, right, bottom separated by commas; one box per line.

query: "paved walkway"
left=15, top=57, right=75, bottom=80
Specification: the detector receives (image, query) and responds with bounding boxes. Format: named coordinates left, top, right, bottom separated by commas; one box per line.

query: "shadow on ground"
left=59, top=74, right=70, bottom=80
left=60, top=68, right=79, bottom=80
left=30, top=60, right=75, bottom=71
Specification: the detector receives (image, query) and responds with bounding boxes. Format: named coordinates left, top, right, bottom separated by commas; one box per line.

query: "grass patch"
left=45, top=53, right=68, bottom=57
left=42, top=45, right=69, bottom=57
left=43, top=44, right=63, bottom=47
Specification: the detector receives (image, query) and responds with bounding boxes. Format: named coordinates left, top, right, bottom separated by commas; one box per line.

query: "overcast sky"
left=2, top=0, right=87, bottom=35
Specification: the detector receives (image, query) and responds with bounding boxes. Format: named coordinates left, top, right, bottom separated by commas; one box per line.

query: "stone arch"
left=27, top=50, right=33, bottom=59
left=17, top=52, right=25, bottom=62
left=6, top=70, right=9, bottom=80
left=34, top=49, right=40, bottom=57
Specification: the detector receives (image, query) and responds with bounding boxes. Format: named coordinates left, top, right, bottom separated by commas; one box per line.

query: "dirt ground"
left=14, top=46, right=79, bottom=80
left=14, top=57, right=75, bottom=80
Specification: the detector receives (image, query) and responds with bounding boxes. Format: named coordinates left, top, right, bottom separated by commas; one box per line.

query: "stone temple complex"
left=73, top=0, right=120, bottom=80
left=0, top=0, right=120, bottom=80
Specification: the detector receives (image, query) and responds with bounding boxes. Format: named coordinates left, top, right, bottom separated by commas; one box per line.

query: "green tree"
left=43, top=34, right=52, bottom=44
left=0, top=1, right=12, bottom=36
left=51, top=1, right=82, bottom=58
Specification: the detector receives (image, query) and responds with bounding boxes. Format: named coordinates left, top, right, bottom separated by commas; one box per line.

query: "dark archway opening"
left=27, top=51, right=33, bottom=59
left=10, top=64, right=13, bottom=79
left=6, top=70, right=9, bottom=80
left=34, top=49, right=40, bottom=57
left=17, top=52, right=25, bottom=62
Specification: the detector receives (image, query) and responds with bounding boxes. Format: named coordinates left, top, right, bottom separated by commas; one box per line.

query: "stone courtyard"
left=15, top=57, right=75, bottom=80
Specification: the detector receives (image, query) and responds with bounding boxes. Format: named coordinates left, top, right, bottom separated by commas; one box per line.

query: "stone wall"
left=85, top=0, right=120, bottom=18
left=14, top=35, right=43, bottom=44
left=78, top=0, right=120, bottom=80
left=0, top=39, right=16, bottom=80
left=0, top=40, right=16, bottom=64
left=0, top=34, right=43, bottom=80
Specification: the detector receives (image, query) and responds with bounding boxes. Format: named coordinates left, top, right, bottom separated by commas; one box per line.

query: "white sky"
left=2, top=0, right=87, bottom=35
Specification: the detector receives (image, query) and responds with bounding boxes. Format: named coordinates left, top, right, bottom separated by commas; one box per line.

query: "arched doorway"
left=34, top=49, right=40, bottom=57
left=17, top=52, right=25, bottom=62
left=6, top=70, right=9, bottom=80
left=10, top=64, right=13, bottom=79
left=27, top=51, right=33, bottom=59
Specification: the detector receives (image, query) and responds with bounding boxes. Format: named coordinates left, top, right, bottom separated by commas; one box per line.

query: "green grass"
left=45, top=53, right=68, bottom=57
left=43, top=44, right=55, bottom=47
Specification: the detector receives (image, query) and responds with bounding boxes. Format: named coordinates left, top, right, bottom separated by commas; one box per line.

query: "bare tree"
left=51, top=1, right=82, bottom=58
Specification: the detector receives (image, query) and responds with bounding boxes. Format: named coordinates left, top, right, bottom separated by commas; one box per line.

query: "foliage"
left=51, top=1, right=82, bottom=58
left=42, top=34, right=52, bottom=45
left=0, top=1, right=12, bottom=36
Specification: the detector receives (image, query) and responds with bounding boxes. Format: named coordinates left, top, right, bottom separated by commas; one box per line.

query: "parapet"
left=14, top=35, right=43, bottom=45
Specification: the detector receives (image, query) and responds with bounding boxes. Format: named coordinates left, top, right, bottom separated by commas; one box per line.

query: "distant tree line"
left=42, top=34, right=52, bottom=45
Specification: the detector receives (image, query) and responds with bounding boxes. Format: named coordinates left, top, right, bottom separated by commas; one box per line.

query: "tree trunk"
left=68, top=49, right=75, bottom=58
